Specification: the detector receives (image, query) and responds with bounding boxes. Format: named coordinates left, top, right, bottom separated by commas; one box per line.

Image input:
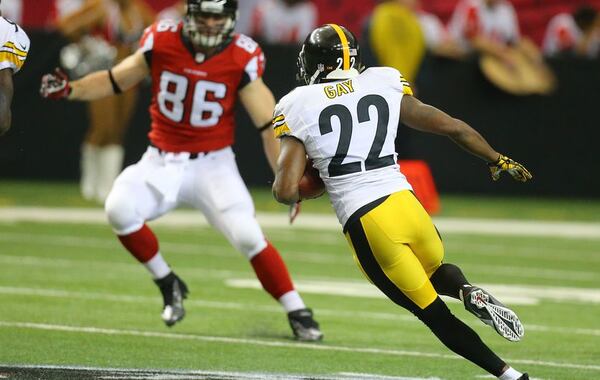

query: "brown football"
left=299, top=160, right=325, bottom=199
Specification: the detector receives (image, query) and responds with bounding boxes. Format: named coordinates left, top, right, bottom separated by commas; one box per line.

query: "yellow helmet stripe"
left=328, top=23, right=350, bottom=70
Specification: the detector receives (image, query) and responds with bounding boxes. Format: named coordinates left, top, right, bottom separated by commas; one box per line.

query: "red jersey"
left=138, top=20, right=266, bottom=152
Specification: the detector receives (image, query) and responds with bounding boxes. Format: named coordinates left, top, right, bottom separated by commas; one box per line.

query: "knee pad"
left=222, top=213, right=266, bottom=259
left=105, top=189, right=143, bottom=235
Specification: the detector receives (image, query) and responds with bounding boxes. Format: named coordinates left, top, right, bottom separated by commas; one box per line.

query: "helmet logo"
left=201, top=0, right=226, bottom=13
left=317, top=63, right=325, bottom=72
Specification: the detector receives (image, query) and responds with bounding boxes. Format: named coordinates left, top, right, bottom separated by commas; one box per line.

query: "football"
left=298, top=160, right=325, bottom=199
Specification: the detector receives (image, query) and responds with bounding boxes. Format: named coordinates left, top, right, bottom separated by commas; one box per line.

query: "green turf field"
left=1, top=181, right=599, bottom=379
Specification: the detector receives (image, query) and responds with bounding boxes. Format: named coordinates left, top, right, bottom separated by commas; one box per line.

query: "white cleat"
left=461, top=286, right=524, bottom=342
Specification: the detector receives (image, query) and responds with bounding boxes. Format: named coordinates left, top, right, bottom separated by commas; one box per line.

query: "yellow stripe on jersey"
left=0, top=51, right=25, bottom=70
left=2, top=42, right=27, bottom=57
left=273, top=122, right=291, bottom=138
left=328, top=24, right=350, bottom=70
left=272, top=114, right=291, bottom=138
left=400, top=74, right=413, bottom=96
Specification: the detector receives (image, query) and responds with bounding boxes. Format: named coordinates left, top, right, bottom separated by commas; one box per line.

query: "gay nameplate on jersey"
left=323, top=79, right=354, bottom=99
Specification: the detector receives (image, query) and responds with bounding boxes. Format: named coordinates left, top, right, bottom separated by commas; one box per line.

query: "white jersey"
left=274, top=67, right=414, bottom=226
left=0, top=16, right=29, bottom=73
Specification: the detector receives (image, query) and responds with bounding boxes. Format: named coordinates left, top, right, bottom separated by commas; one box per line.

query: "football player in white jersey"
left=0, top=2, right=29, bottom=135
left=273, top=24, right=532, bottom=380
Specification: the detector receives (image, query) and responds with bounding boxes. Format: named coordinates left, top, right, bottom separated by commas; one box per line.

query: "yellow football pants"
left=345, top=190, right=444, bottom=311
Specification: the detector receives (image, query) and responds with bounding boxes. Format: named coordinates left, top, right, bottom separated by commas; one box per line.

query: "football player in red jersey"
left=40, top=0, right=323, bottom=341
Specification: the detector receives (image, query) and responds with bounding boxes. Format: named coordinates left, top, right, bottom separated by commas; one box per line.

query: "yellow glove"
left=488, top=155, right=532, bottom=182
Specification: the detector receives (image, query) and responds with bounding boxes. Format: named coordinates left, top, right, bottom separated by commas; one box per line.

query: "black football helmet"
left=184, top=0, right=238, bottom=50
left=297, top=24, right=363, bottom=85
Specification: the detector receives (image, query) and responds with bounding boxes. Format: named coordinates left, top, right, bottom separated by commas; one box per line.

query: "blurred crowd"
left=3, top=0, right=599, bottom=87
left=2, top=1, right=599, bottom=64
left=1, top=0, right=598, bottom=56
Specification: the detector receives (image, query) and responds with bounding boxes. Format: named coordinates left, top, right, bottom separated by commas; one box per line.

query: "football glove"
left=40, top=68, right=71, bottom=100
left=289, top=201, right=301, bottom=225
left=488, top=154, right=532, bottom=182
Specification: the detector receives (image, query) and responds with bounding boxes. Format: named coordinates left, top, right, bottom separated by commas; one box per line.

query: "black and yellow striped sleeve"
left=0, top=41, right=28, bottom=72
left=272, top=114, right=292, bottom=139
left=399, top=74, right=413, bottom=96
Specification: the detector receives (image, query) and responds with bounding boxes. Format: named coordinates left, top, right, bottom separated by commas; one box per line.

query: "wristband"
left=108, top=69, right=123, bottom=94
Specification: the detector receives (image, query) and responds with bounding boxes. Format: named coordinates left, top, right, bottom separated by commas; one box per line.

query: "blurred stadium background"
left=1, top=0, right=599, bottom=379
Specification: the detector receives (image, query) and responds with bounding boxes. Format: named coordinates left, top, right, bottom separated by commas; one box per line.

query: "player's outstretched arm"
left=238, top=78, right=279, bottom=173
left=400, top=95, right=532, bottom=182
left=273, top=136, right=308, bottom=205
left=0, top=69, right=14, bottom=136
left=40, top=50, right=149, bottom=102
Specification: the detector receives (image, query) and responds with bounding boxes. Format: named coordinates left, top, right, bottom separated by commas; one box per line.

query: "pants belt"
left=149, top=144, right=209, bottom=159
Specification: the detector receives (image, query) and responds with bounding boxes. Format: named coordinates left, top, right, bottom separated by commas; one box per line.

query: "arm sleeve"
left=138, top=25, right=155, bottom=67
left=238, top=36, right=266, bottom=89
left=273, top=102, right=293, bottom=139
left=273, top=95, right=309, bottom=142
left=0, top=22, right=30, bottom=74
left=384, top=67, right=414, bottom=96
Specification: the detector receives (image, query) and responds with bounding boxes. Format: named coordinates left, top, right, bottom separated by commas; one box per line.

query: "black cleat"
left=287, top=308, right=323, bottom=341
left=517, top=374, right=529, bottom=380
left=460, top=286, right=524, bottom=342
left=154, top=272, right=189, bottom=327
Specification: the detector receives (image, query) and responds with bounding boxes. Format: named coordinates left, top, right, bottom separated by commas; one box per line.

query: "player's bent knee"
left=105, top=190, right=143, bottom=235
left=224, top=215, right=266, bottom=259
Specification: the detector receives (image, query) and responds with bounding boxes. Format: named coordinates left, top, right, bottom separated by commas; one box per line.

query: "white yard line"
left=1, top=207, right=600, bottom=239
left=1, top=232, right=599, bottom=282
left=1, top=285, right=600, bottom=337
left=226, top=279, right=600, bottom=306
left=2, top=246, right=600, bottom=306
left=1, top=321, right=599, bottom=373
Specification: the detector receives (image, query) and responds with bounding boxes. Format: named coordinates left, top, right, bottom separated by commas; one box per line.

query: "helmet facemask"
left=296, top=46, right=311, bottom=85
left=183, top=1, right=237, bottom=51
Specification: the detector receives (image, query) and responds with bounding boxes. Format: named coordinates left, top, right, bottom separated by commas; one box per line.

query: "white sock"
left=498, top=367, right=523, bottom=380
left=95, top=144, right=124, bottom=203
left=278, top=290, right=306, bottom=313
left=80, top=143, right=98, bottom=201
left=144, top=252, right=171, bottom=279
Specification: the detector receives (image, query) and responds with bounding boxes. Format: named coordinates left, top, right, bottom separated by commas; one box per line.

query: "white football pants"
left=105, top=146, right=267, bottom=259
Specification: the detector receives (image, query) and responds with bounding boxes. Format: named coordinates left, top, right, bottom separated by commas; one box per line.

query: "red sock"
left=117, top=224, right=159, bottom=263
left=250, top=241, right=295, bottom=300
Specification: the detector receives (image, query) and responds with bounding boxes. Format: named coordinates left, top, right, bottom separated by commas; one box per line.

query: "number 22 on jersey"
left=320, top=94, right=395, bottom=177
left=157, top=71, right=227, bottom=128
